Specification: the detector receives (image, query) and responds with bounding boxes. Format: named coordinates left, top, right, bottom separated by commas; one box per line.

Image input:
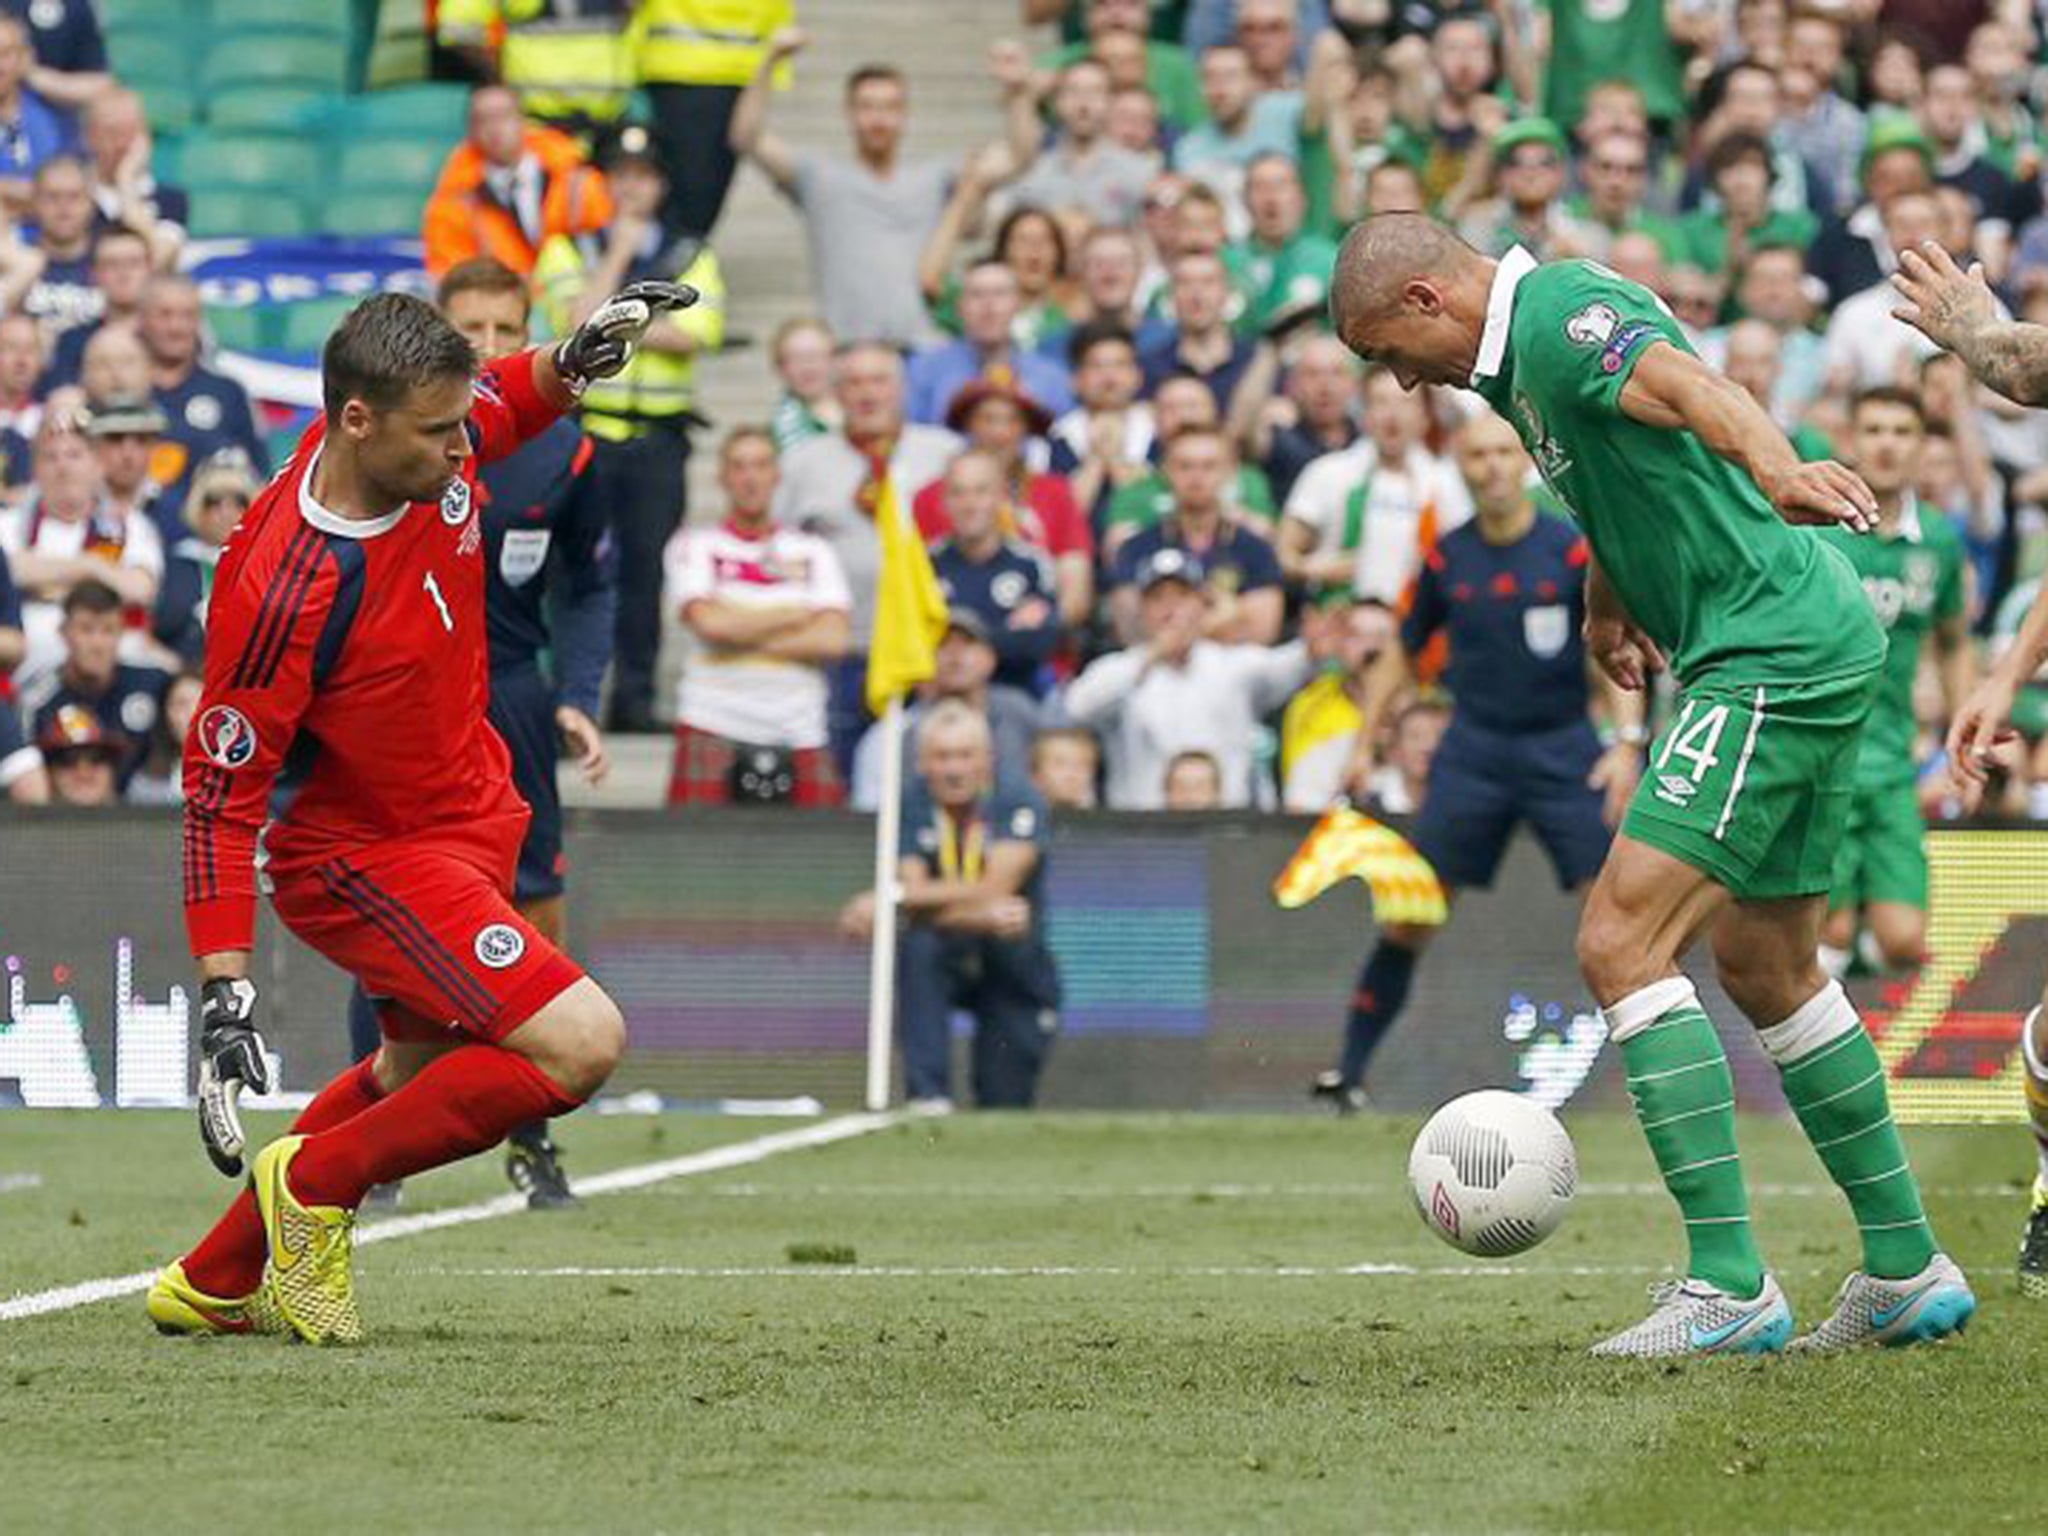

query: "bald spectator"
left=1110, top=423, right=1283, bottom=646
left=1008, top=54, right=1154, bottom=226
left=77, top=319, right=145, bottom=406
left=1066, top=547, right=1310, bottom=809
left=0, top=153, right=99, bottom=337
left=1604, top=228, right=1668, bottom=295
left=1140, top=249, right=1258, bottom=410
left=905, top=259, right=1075, bottom=426
left=422, top=84, right=613, bottom=278
left=0, top=14, right=73, bottom=218
left=81, top=87, right=184, bottom=267
left=774, top=341, right=963, bottom=764
left=41, top=223, right=150, bottom=392
left=140, top=273, right=268, bottom=505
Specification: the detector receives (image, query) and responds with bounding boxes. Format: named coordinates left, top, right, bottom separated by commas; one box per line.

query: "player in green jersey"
left=1816, top=388, right=1974, bottom=977
left=1332, top=213, right=1974, bottom=1356
left=1894, top=238, right=2048, bottom=1297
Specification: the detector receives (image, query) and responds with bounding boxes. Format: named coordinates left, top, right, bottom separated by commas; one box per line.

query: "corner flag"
left=864, top=475, right=949, bottom=716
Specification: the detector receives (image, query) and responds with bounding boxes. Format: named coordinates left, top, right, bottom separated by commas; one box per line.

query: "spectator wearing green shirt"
left=1040, top=0, right=1206, bottom=132
left=769, top=316, right=838, bottom=453
left=1103, top=374, right=1274, bottom=557
left=1569, top=128, right=1684, bottom=265
left=1222, top=153, right=1336, bottom=337
left=1536, top=0, right=1699, bottom=137
left=1675, top=131, right=1818, bottom=279
left=1028, top=0, right=1188, bottom=49
left=1454, top=117, right=1602, bottom=261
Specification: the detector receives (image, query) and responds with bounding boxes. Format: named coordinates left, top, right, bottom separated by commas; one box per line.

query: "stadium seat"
left=334, top=135, right=450, bottom=194
left=206, top=0, right=349, bottom=37
left=100, top=0, right=203, bottom=29
left=200, top=32, right=351, bottom=94
left=178, top=134, right=323, bottom=194
left=205, top=86, right=333, bottom=135
left=317, top=188, right=428, bottom=238
left=106, top=28, right=185, bottom=87
left=188, top=189, right=312, bottom=241
left=204, top=304, right=275, bottom=354
left=134, top=79, right=197, bottom=136
left=339, top=84, right=470, bottom=139
left=277, top=296, right=361, bottom=354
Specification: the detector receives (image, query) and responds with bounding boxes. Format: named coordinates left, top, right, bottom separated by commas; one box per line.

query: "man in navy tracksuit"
left=1313, top=413, right=1645, bottom=1111
left=345, top=258, right=617, bottom=1206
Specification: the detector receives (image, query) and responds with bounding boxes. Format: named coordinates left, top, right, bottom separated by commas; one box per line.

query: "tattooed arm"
left=1892, top=240, right=2048, bottom=405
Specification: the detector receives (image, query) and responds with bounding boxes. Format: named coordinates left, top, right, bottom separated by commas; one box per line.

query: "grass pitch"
left=0, top=1108, right=2039, bottom=1534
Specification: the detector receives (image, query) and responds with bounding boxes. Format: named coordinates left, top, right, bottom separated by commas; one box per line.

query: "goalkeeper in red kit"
left=145, top=283, right=695, bottom=1345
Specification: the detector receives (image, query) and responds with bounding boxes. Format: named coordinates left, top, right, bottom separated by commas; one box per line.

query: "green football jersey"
left=1816, top=502, right=1966, bottom=786
left=1469, top=253, right=1883, bottom=688
left=1539, top=0, right=1686, bottom=132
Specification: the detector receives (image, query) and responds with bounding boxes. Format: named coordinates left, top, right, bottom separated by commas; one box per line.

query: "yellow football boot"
left=251, top=1135, right=362, bottom=1345
left=145, top=1260, right=280, bottom=1336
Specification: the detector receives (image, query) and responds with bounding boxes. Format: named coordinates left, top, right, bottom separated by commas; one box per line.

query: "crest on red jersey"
left=440, top=479, right=472, bottom=525
left=196, top=705, right=258, bottom=769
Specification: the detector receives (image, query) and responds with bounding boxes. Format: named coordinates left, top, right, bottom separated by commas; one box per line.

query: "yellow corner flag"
left=865, top=475, right=950, bottom=715
left=1273, top=806, right=1450, bottom=928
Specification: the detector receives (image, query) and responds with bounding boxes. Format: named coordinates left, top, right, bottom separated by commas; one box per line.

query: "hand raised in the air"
left=1584, top=614, right=1665, bottom=694
left=1945, top=673, right=2022, bottom=812
left=553, top=281, right=700, bottom=388
left=1759, top=458, right=1877, bottom=534
left=1891, top=240, right=2000, bottom=354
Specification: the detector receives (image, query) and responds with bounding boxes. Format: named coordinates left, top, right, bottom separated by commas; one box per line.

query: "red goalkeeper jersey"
left=182, top=350, right=564, bottom=957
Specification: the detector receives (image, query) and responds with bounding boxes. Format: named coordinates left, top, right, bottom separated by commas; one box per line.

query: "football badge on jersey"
left=473, top=923, right=526, bottom=969
left=1565, top=302, right=1621, bottom=348
left=441, top=479, right=472, bottom=525
left=1523, top=603, right=1571, bottom=658
left=196, top=704, right=258, bottom=769
left=499, top=528, right=552, bottom=587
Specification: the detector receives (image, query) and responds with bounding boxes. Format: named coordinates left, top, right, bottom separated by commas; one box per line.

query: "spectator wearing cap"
left=906, top=259, right=1076, bottom=427
left=1031, top=724, right=1099, bottom=811
left=140, top=273, right=268, bottom=508
left=36, top=701, right=119, bottom=806
left=85, top=394, right=167, bottom=541
left=422, top=84, right=613, bottom=278
left=40, top=222, right=150, bottom=393
left=928, top=451, right=1059, bottom=696
left=1047, top=321, right=1155, bottom=532
left=0, top=14, right=73, bottom=218
left=1065, top=546, right=1310, bottom=809
left=1455, top=118, right=1600, bottom=262
left=0, top=413, right=159, bottom=693
left=1111, top=424, right=1282, bottom=646
left=0, top=153, right=99, bottom=338
left=1139, top=250, right=1257, bottom=411
left=1805, top=116, right=1935, bottom=309
left=1824, top=189, right=1946, bottom=395
left=1243, top=332, right=1358, bottom=507
left=1172, top=44, right=1300, bottom=220
left=153, top=447, right=255, bottom=667
left=770, top=316, right=838, bottom=453
left=1223, top=153, right=1336, bottom=338
left=915, top=378, right=1093, bottom=630
left=842, top=698, right=1061, bottom=1110
left=666, top=426, right=852, bottom=807
left=1039, top=1, right=1205, bottom=135
left=1674, top=132, right=1819, bottom=278
left=21, top=576, right=167, bottom=792
left=1280, top=366, right=1471, bottom=605
left=851, top=607, right=1042, bottom=811
left=1008, top=55, right=1155, bottom=228
left=775, top=342, right=962, bottom=765
left=536, top=128, right=727, bottom=735
left=80, top=88, right=184, bottom=266
left=1104, top=374, right=1274, bottom=546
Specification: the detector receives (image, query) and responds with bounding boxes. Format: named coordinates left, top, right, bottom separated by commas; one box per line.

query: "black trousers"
left=898, top=925, right=1060, bottom=1108
left=646, top=82, right=743, bottom=240
left=592, top=426, right=689, bottom=730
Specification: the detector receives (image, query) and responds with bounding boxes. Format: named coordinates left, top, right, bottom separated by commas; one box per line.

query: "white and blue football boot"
left=1788, top=1253, right=1976, bottom=1351
left=1590, top=1273, right=1794, bottom=1358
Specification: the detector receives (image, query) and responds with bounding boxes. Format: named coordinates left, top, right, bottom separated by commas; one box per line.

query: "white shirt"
left=1823, top=280, right=1941, bottom=391
left=1062, top=639, right=1312, bottom=809
left=0, top=500, right=164, bottom=694
left=1282, top=440, right=1473, bottom=603
left=664, top=520, right=852, bottom=749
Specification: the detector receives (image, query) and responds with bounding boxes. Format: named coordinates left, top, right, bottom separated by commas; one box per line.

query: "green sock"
left=1760, top=982, right=1937, bottom=1280
left=1608, top=978, right=1765, bottom=1298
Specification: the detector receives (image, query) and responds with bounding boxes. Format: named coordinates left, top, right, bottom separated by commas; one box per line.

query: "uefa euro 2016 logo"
left=195, top=705, right=257, bottom=770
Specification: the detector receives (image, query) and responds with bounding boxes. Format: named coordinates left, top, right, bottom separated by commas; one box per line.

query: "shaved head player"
left=1332, top=213, right=1974, bottom=1356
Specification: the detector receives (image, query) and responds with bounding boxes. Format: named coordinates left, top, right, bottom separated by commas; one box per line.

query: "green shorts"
left=1828, top=776, right=1929, bottom=911
left=2013, top=684, right=2048, bottom=741
left=1623, top=670, right=1879, bottom=902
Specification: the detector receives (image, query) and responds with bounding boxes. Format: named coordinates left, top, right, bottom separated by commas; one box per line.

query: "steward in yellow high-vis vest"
left=639, top=0, right=795, bottom=238
left=437, top=0, right=638, bottom=135
left=533, top=125, right=726, bottom=732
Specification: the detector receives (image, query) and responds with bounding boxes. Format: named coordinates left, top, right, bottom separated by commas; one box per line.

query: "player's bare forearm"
left=1944, top=320, right=2048, bottom=407
left=1995, top=581, right=2048, bottom=691
left=756, top=610, right=851, bottom=663
left=197, top=950, right=251, bottom=982
left=1892, top=242, right=2048, bottom=404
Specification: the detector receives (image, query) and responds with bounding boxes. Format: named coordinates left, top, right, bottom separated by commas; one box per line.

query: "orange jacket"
left=422, top=126, right=614, bottom=277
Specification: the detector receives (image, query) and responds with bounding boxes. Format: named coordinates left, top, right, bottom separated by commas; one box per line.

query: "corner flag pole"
left=864, top=694, right=906, bottom=1112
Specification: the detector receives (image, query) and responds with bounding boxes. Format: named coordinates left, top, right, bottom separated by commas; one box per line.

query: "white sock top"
left=1757, top=979, right=1862, bottom=1065
left=1601, top=976, right=1702, bottom=1045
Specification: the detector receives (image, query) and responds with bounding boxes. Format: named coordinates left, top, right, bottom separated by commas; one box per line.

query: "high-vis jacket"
left=637, top=0, right=793, bottom=86
left=438, top=0, right=638, bottom=125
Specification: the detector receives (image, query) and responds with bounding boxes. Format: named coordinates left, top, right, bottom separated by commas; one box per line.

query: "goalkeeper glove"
left=196, top=977, right=271, bottom=1177
left=552, top=279, right=701, bottom=392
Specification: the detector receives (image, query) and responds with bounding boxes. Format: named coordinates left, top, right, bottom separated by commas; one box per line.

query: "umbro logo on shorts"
left=474, top=923, right=526, bottom=969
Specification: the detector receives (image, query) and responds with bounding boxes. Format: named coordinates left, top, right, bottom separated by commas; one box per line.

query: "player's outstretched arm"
left=1892, top=240, right=2048, bottom=406
left=1617, top=340, right=1876, bottom=532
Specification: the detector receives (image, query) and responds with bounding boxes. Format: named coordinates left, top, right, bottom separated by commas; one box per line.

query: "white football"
left=1408, top=1090, right=1578, bottom=1257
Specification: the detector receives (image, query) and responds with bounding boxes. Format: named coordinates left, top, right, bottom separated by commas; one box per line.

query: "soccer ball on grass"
left=1408, top=1090, right=1577, bottom=1257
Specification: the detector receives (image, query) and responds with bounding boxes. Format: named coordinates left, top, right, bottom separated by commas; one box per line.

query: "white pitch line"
left=0, top=1173, right=42, bottom=1196
left=0, top=1111, right=902, bottom=1324
left=687, top=1180, right=2023, bottom=1201
left=399, top=1261, right=1674, bottom=1281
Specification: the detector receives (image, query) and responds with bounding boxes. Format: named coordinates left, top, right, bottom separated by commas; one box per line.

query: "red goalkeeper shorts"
left=269, top=813, right=585, bottom=1045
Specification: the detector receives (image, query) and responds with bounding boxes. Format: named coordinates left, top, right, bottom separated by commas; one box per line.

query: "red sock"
left=182, top=1057, right=384, bottom=1298
left=288, top=1045, right=580, bottom=1209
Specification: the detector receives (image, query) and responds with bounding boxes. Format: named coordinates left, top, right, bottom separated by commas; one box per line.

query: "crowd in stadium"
left=8, top=0, right=2048, bottom=824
